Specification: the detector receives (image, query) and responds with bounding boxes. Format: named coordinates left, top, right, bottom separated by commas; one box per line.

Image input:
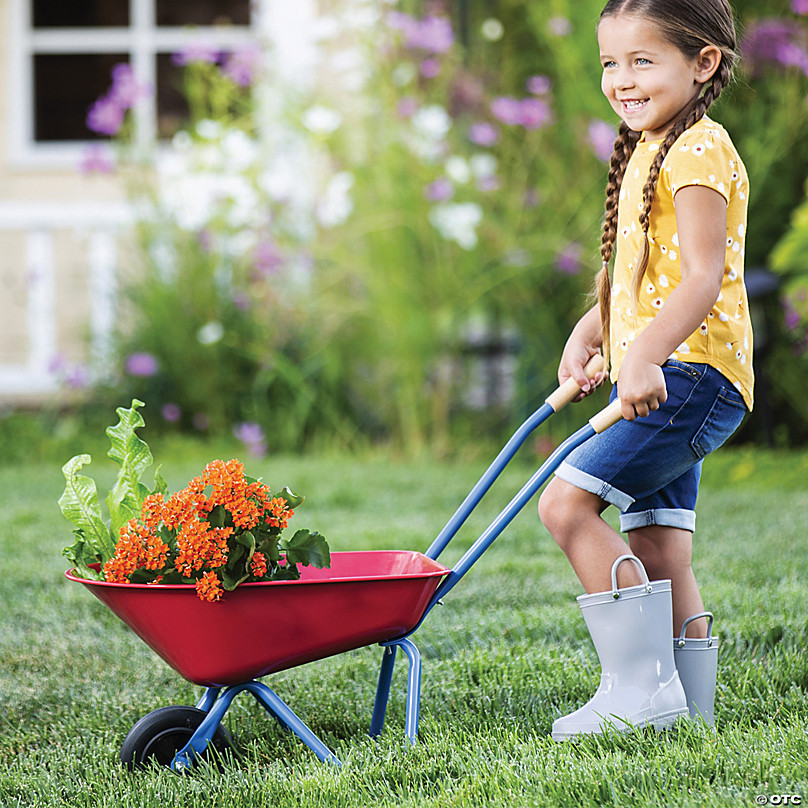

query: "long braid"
left=597, top=122, right=641, bottom=369
left=630, top=57, right=733, bottom=304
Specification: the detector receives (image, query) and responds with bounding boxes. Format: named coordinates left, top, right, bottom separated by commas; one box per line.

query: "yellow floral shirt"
left=610, top=116, right=754, bottom=409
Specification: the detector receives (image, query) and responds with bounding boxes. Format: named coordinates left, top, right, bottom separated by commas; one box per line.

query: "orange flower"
left=103, top=518, right=168, bottom=582
left=195, top=570, right=223, bottom=602
left=250, top=551, right=267, bottom=578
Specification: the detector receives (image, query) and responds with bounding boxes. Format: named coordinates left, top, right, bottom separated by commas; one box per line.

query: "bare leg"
left=628, top=524, right=706, bottom=637
left=538, top=476, right=641, bottom=594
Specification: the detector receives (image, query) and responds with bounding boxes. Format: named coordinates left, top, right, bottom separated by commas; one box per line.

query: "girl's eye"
left=635, top=57, right=651, bottom=66
left=602, top=60, right=617, bottom=69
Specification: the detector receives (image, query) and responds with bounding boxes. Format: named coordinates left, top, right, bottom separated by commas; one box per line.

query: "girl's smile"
left=598, top=15, right=717, bottom=141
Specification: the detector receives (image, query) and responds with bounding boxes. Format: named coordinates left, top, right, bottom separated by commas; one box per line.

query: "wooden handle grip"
left=589, top=399, right=623, bottom=433
left=545, top=354, right=606, bottom=412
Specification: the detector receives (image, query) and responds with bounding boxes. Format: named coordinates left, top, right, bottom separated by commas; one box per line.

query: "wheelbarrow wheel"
left=120, top=705, right=233, bottom=771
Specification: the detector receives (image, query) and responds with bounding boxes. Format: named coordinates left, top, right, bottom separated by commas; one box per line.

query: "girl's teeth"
left=625, top=100, right=647, bottom=109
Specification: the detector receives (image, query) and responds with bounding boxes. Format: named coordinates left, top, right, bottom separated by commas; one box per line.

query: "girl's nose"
left=613, top=68, right=635, bottom=91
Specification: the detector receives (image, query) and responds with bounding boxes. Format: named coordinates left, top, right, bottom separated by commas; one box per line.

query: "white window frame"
left=4, top=0, right=301, bottom=168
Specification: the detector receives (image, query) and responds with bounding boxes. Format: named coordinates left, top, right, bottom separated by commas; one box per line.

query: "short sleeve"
left=661, top=124, right=737, bottom=204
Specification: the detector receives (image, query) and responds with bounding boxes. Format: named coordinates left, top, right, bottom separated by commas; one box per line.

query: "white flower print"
left=692, top=144, right=706, bottom=156
left=677, top=343, right=691, bottom=353
left=672, top=233, right=679, bottom=246
left=652, top=297, right=664, bottom=309
left=726, top=342, right=733, bottom=351
left=728, top=268, right=738, bottom=281
left=738, top=223, right=745, bottom=238
left=732, top=242, right=741, bottom=253
left=718, top=311, right=729, bottom=322
left=660, top=244, right=668, bottom=254
left=680, top=145, right=690, bottom=152
left=709, top=174, right=717, bottom=183
left=699, top=322, right=708, bottom=335
left=646, top=282, right=656, bottom=295
left=659, top=274, right=670, bottom=288
left=620, top=338, right=630, bottom=351
left=669, top=250, right=677, bottom=261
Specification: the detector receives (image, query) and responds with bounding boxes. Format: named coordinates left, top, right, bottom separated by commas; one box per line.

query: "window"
left=8, top=0, right=256, bottom=164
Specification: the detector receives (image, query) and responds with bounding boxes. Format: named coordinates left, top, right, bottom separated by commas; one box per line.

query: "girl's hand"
left=616, top=353, right=667, bottom=420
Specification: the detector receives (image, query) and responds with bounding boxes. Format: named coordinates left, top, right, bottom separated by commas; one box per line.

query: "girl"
left=538, top=0, right=752, bottom=740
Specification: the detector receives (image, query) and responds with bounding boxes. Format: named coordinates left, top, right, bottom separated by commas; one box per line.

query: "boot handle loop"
left=677, top=611, right=715, bottom=647
left=610, top=554, right=652, bottom=599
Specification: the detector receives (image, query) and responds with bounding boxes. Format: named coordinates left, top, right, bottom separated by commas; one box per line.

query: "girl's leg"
left=628, top=525, right=707, bottom=637
left=538, top=476, right=642, bottom=594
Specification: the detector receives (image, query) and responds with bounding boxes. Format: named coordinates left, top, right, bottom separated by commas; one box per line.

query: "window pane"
left=32, top=0, right=129, bottom=27
left=34, top=53, right=128, bottom=141
left=155, top=53, right=189, bottom=139
left=156, top=0, right=250, bottom=27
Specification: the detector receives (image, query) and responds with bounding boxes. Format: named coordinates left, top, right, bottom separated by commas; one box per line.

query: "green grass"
left=1, top=442, right=807, bottom=807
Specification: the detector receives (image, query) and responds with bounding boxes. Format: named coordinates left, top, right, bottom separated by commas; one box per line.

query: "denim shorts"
left=555, top=360, right=748, bottom=533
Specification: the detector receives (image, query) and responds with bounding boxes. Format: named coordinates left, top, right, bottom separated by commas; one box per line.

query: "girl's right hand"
left=558, top=343, right=605, bottom=402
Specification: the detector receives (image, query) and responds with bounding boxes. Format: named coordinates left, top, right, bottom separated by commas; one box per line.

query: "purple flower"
left=519, top=98, right=553, bottom=130
left=253, top=239, right=285, bottom=277
left=388, top=12, right=454, bottom=54
left=556, top=242, right=584, bottom=275
left=397, top=97, right=419, bottom=118
left=742, top=19, right=808, bottom=77
left=86, top=96, right=125, bottom=136
left=793, top=0, right=808, bottom=14
left=588, top=119, right=617, bottom=162
left=526, top=75, right=552, bottom=95
left=468, top=121, right=500, bottom=147
left=548, top=16, right=573, bottom=37
left=48, top=355, right=91, bottom=389
left=424, top=177, right=454, bottom=202
left=124, top=352, right=159, bottom=377
left=109, top=63, right=151, bottom=108
left=172, top=40, right=220, bottom=66
left=161, top=403, right=182, bottom=423
left=78, top=144, right=116, bottom=174
left=420, top=58, right=442, bottom=79
left=222, top=42, right=263, bottom=87
left=233, top=421, right=267, bottom=457
left=490, top=96, right=524, bottom=126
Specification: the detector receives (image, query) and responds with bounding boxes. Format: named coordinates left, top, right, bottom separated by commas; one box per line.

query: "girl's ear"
left=694, top=46, right=722, bottom=85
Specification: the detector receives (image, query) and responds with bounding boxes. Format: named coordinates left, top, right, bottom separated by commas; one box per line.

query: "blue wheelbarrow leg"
left=174, top=681, right=341, bottom=770
left=370, top=638, right=422, bottom=744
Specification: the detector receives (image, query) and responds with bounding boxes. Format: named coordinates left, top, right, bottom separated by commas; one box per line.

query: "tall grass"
left=0, top=443, right=806, bottom=807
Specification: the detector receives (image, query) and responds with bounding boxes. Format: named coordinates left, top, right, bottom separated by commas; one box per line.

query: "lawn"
left=0, top=436, right=806, bottom=807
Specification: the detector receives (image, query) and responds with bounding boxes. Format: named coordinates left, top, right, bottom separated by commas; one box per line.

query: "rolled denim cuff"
left=555, top=461, right=635, bottom=512
left=619, top=508, right=696, bottom=533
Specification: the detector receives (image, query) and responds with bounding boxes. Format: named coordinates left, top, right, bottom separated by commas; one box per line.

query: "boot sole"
left=551, top=707, right=689, bottom=742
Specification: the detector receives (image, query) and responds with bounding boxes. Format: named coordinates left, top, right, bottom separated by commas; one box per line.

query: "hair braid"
left=596, top=122, right=641, bottom=369
left=630, top=56, right=733, bottom=304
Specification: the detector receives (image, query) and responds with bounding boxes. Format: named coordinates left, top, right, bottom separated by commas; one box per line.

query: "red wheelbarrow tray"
left=65, top=551, right=449, bottom=687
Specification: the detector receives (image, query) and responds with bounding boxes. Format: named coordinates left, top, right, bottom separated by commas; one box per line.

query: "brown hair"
left=595, top=0, right=737, bottom=367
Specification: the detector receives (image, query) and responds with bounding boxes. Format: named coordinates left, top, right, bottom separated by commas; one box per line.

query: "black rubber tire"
left=120, top=705, right=234, bottom=771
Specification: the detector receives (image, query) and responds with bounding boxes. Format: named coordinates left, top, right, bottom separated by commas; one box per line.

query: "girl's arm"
left=558, top=303, right=605, bottom=401
left=618, top=184, right=728, bottom=420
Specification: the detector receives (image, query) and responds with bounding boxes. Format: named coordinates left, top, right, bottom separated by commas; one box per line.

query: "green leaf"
left=208, top=504, right=226, bottom=528
left=153, top=464, right=168, bottom=496
left=281, top=530, right=330, bottom=569
left=104, top=399, right=153, bottom=542
left=279, top=486, right=305, bottom=509
left=59, top=454, right=115, bottom=567
left=61, top=530, right=102, bottom=580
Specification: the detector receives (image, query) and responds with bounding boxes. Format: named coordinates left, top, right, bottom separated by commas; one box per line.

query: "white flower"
left=316, top=171, right=354, bottom=228
left=445, top=156, right=472, bottom=184
left=659, top=274, right=669, bottom=288
left=197, top=321, right=225, bottom=345
left=222, top=129, right=259, bottom=172
left=197, top=119, right=224, bottom=140
left=470, top=153, right=498, bottom=179
left=429, top=202, right=483, bottom=250
left=481, top=18, right=504, bottom=41
left=412, top=105, right=452, bottom=141
left=391, top=62, right=417, bottom=87
left=302, top=105, right=343, bottom=135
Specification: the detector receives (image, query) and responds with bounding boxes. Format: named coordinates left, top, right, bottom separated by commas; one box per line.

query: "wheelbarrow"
left=66, top=357, right=622, bottom=770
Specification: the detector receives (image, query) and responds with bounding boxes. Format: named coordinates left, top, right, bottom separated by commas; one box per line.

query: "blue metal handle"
left=430, top=422, right=596, bottom=606
left=425, top=402, right=555, bottom=561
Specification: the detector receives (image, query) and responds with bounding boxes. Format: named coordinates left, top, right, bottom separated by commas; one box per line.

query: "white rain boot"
left=552, top=554, right=688, bottom=741
left=674, top=611, right=719, bottom=727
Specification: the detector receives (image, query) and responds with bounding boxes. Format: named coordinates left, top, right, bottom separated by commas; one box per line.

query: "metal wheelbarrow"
left=66, top=357, right=621, bottom=770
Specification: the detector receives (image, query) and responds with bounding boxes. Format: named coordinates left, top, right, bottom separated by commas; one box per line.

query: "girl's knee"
left=538, top=478, right=596, bottom=546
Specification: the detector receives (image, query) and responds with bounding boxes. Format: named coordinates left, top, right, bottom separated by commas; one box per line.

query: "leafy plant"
left=59, top=400, right=330, bottom=601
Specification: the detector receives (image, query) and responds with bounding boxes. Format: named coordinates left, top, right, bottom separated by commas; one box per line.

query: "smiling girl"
left=538, top=0, right=752, bottom=740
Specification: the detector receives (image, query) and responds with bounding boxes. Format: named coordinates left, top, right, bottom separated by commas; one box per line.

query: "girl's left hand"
left=617, top=354, right=667, bottom=420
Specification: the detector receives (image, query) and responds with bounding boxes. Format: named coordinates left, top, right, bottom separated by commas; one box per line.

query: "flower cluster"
left=102, top=458, right=327, bottom=602
left=86, top=63, right=151, bottom=136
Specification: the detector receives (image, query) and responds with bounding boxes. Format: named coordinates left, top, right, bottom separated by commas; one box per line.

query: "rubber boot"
left=674, top=611, right=718, bottom=727
left=552, top=554, right=688, bottom=741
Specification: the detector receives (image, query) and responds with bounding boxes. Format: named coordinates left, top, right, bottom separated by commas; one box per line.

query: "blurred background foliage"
left=9, top=0, right=808, bottom=460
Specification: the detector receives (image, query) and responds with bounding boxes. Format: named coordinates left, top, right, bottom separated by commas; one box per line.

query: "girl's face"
left=598, top=15, right=714, bottom=142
